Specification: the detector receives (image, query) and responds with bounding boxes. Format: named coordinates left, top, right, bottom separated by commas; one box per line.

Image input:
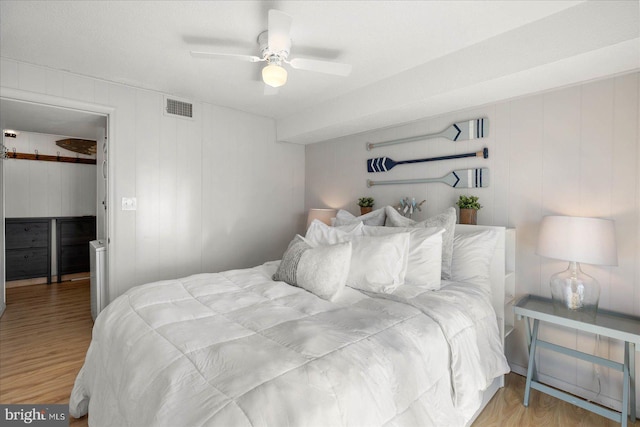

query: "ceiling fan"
left=190, top=9, right=352, bottom=90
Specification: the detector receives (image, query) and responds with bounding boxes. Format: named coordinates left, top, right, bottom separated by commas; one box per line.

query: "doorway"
left=0, top=88, right=114, bottom=317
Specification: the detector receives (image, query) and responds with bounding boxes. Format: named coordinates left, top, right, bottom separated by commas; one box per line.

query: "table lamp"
left=536, top=215, right=617, bottom=312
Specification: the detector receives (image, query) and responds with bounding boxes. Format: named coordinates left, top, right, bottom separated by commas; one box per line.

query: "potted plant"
left=357, top=197, right=375, bottom=215
left=456, top=195, right=482, bottom=225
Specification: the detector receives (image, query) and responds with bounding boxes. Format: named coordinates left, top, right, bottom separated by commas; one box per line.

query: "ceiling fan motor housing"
left=258, top=30, right=290, bottom=63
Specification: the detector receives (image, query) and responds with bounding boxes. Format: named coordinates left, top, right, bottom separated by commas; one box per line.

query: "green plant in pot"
left=456, top=195, right=482, bottom=225
left=357, top=197, right=375, bottom=215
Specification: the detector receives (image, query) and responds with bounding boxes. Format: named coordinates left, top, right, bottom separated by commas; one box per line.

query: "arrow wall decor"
left=367, top=168, right=489, bottom=188
left=366, top=118, right=488, bottom=150
left=367, top=148, right=488, bottom=173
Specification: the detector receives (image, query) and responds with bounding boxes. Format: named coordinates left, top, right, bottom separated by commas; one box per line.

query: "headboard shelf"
left=454, top=225, right=516, bottom=346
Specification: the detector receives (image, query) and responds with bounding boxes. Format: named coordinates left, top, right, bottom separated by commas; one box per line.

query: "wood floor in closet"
left=0, top=280, right=636, bottom=427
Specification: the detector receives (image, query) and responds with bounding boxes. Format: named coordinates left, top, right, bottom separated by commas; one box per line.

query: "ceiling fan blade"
left=268, top=9, right=292, bottom=53
left=288, top=58, right=352, bottom=76
left=190, top=51, right=263, bottom=63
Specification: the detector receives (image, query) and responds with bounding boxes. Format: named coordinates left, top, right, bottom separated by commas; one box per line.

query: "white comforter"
left=70, top=262, right=508, bottom=427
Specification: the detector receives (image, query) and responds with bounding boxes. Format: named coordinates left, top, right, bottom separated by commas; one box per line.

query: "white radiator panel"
left=90, top=240, right=106, bottom=321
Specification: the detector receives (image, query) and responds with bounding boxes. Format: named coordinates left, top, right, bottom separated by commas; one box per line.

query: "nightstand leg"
left=623, top=343, right=629, bottom=427
left=524, top=317, right=538, bottom=381
left=630, top=342, right=636, bottom=422
left=524, top=319, right=540, bottom=407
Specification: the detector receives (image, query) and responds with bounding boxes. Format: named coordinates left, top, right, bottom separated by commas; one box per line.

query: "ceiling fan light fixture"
left=262, top=64, right=287, bottom=88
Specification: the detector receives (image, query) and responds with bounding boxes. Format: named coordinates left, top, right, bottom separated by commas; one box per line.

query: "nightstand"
left=514, top=295, right=640, bottom=427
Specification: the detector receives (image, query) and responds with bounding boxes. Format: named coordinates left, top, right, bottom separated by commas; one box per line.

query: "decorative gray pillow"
left=334, top=208, right=386, bottom=226
left=384, top=206, right=457, bottom=280
left=273, top=235, right=352, bottom=301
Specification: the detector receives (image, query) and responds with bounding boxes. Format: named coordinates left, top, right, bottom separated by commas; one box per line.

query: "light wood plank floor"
left=473, top=372, right=639, bottom=426
left=0, top=280, right=91, bottom=426
left=1, top=281, right=638, bottom=427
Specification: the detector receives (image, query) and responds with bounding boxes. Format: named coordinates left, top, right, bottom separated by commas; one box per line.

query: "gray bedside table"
left=514, top=295, right=640, bottom=427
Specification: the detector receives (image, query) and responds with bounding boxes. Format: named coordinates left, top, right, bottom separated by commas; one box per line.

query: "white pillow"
left=273, top=235, right=352, bottom=301
left=305, top=219, right=363, bottom=246
left=334, top=208, right=386, bottom=226
left=451, top=230, right=500, bottom=292
left=385, top=206, right=456, bottom=280
left=363, top=225, right=444, bottom=290
left=346, top=232, right=411, bottom=294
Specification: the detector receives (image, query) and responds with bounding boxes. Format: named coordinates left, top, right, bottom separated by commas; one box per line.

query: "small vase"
left=360, top=207, right=373, bottom=215
left=459, top=208, right=477, bottom=225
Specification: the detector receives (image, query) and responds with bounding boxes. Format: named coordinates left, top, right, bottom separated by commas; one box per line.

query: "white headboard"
left=454, top=224, right=507, bottom=334
left=454, top=224, right=511, bottom=425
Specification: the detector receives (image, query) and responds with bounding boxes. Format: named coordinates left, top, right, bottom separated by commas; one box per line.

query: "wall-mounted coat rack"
left=4, top=149, right=96, bottom=165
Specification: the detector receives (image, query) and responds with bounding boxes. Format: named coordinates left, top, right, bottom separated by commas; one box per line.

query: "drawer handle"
left=24, top=255, right=29, bottom=259
left=24, top=227, right=30, bottom=232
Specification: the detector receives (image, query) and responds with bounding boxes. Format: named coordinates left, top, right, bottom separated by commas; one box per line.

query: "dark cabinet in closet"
left=5, top=216, right=96, bottom=284
left=5, top=218, right=52, bottom=283
left=56, top=216, right=96, bottom=282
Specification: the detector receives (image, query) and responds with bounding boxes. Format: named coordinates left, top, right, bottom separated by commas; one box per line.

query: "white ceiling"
left=1, top=1, right=638, bottom=144
left=0, top=99, right=106, bottom=140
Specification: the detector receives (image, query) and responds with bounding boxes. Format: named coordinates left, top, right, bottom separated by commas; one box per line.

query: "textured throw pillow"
left=334, top=208, right=386, bottom=226
left=384, top=206, right=457, bottom=280
left=451, top=229, right=500, bottom=292
left=273, top=235, right=352, bottom=301
left=305, top=219, right=363, bottom=246
left=346, top=232, right=411, bottom=294
left=363, top=225, right=444, bottom=290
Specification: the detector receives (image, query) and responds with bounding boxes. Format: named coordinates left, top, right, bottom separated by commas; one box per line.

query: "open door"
left=0, top=89, right=113, bottom=313
left=0, top=137, right=6, bottom=317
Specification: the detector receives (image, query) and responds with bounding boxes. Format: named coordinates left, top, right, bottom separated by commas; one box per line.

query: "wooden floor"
left=474, top=369, right=640, bottom=427
left=0, top=280, right=91, bottom=426
left=1, top=282, right=638, bottom=427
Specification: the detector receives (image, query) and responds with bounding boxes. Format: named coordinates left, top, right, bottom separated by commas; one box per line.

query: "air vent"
left=164, top=97, right=193, bottom=119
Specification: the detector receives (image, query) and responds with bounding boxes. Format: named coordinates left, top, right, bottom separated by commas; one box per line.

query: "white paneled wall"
left=1, top=58, right=305, bottom=300
left=3, top=131, right=96, bottom=218
left=305, top=72, right=640, bottom=412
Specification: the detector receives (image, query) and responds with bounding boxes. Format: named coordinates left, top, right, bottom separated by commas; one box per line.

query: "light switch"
left=122, top=197, right=137, bottom=211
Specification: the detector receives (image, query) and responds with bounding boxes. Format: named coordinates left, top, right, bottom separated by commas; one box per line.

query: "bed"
left=70, top=209, right=510, bottom=426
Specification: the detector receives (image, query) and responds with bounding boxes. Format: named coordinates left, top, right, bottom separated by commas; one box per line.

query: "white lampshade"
left=538, top=215, right=617, bottom=312
left=537, top=215, right=617, bottom=266
left=307, top=208, right=336, bottom=229
left=262, top=64, right=287, bottom=88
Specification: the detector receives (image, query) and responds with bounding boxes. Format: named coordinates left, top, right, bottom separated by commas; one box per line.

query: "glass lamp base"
left=550, top=262, right=599, bottom=314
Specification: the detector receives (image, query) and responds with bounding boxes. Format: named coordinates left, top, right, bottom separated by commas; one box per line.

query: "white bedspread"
left=70, top=262, right=508, bottom=426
